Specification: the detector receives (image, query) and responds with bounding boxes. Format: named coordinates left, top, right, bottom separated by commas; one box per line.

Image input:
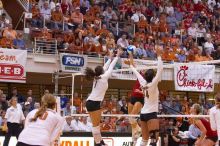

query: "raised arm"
left=103, top=51, right=114, bottom=72
left=103, top=58, right=112, bottom=72
left=209, top=107, right=217, bottom=131
left=150, top=56, right=163, bottom=86
left=102, top=49, right=122, bottom=78
left=130, top=65, right=147, bottom=87
left=102, top=57, right=119, bottom=78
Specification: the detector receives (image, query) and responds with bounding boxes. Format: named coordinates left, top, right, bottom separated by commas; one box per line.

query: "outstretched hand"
left=124, top=53, right=135, bottom=66
left=109, top=50, right=114, bottom=59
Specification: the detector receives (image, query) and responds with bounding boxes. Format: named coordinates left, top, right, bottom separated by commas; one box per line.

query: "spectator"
left=101, top=117, right=114, bottom=132
left=51, top=4, right=68, bottom=31
left=168, top=127, right=181, bottom=146
left=63, top=101, right=76, bottom=116
left=0, top=94, right=8, bottom=111
left=79, top=117, right=92, bottom=132
left=117, top=34, right=129, bottom=49
left=196, top=24, right=206, bottom=46
left=162, top=96, right=172, bottom=114
left=136, top=43, right=147, bottom=59
left=40, top=1, right=51, bottom=27
left=70, top=117, right=83, bottom=131
left=165, top=2, right=174, bottom=15
left=167, top=12, right=178, bottom=34
left=103, top=7, right=116, bottom=23
left=204, top=38, right=215, bottom=56
left=174, top=8, right=183, bottom=22
left=8, top=87, right=25, bottom=104
left=2, top=23, right=17, bottom=40
left=212, top=46, right=220, bottom=59
left=0, top=13, right=10, bottom=29
left=63, top=117, right=74, bottom=132
left=24, top=96, right=34, bottom=113
left=80, top=1, right=89, bottom=15
left=176, top=50, right=187, bottom=62
left=60, top=90, right=69, bottom=109
left=120, top=99, right=128, bottom=114
left=26, top=89, right=34, bottom=101
left=131, top=8, right=146, bottom=23
left=73, top=92, right=81, bottom=109
left=71, top=7, right=83, bottom=27
left=34, top=102, right=40, bottom=109
left=13, top=33, right=26, bottom=50
left=61, top=0, right=71, bottom=15
left=146, top=44, right=157, bottom=60
left=31, top=3, right=43, bottom=28
left=188, top=23, right=197, bottom=38
left=80, top=0, right=90, bottom=10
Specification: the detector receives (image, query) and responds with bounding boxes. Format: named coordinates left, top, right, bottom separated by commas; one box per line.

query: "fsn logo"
left=62, top=55, right=84, bottom=66
left=122, top=142, right=133, bottom=146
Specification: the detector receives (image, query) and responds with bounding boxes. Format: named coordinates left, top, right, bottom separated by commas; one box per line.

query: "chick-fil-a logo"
left=176, top=66, right=213, bottom=90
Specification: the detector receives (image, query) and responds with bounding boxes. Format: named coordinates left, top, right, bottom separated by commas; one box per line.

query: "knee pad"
left=149, top=129, right=159, bottom=145
left=129, top=117, right=136, bottom=125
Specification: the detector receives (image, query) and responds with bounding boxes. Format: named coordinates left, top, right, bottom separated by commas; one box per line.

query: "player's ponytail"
left=215, top=93, right=220, bottom=109
left=85, top=66, right=104, bottom=81
left=30, top=94, right=56, bottom=122
left=85, top=67, right=96, bottom=81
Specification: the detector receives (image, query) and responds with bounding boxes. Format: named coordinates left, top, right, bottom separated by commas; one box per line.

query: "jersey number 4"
left=39, top=112, right=48, bottom=120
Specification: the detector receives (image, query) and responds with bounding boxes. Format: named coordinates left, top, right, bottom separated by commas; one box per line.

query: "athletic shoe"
left=132, top=126, right=142, bottom=146
left=100, top=140, right=108, bottom=146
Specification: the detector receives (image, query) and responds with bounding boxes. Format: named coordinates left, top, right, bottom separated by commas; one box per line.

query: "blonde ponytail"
left=30, top=94, right=56, bottom=122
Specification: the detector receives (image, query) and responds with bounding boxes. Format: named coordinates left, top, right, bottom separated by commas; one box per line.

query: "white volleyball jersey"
left=131, top=57, right=163, bottom=114
left=18, top=109, right=64, bottom=146
left=87, top=57, right=119, bottom=101
left=210, top=106, right=220, bottom=140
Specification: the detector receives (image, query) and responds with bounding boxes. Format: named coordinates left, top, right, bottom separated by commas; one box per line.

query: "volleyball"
left=127, top=45, right=136, bottom=54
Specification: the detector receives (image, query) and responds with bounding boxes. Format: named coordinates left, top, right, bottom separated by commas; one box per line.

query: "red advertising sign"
left=0, top=49, right=27, bottom=83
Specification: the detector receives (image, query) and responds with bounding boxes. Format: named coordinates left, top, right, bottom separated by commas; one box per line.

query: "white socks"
left=140, top=139, right=148, bottom=146
left=92, top=126, right=102, bottom=144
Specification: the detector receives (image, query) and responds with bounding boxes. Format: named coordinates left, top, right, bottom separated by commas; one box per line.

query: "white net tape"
left=112, top=59, right=220, bottom=72
left=70, top=114, right=210, bottom=118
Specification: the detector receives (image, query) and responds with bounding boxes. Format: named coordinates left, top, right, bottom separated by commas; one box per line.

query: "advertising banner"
left=0, top=48, right=27, bottom=83
left=174, top=65, right=215, bottom=92
left=60, top=54, right=87, bottom=73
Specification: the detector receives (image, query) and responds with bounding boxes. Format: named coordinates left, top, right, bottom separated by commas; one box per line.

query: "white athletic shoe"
left=132, top=127, right=141, bottom=146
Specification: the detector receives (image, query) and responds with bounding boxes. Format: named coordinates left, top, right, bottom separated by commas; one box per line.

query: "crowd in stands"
left=17, top=0, right=220, bottom=61
left=0, top=0, right=220, bottom=61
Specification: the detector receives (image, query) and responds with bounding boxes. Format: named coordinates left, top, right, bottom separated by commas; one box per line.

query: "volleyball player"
left=190, top=104, right=218, bottom=146
left=17, top=94, right=64, bottom=146
left=127, top=54, right=163, bottom=146
left=128, top=78, right=144, bottom=145
left=85, top=49, right=122, bottom=146
left=210, top=93, right=220, bottom=146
